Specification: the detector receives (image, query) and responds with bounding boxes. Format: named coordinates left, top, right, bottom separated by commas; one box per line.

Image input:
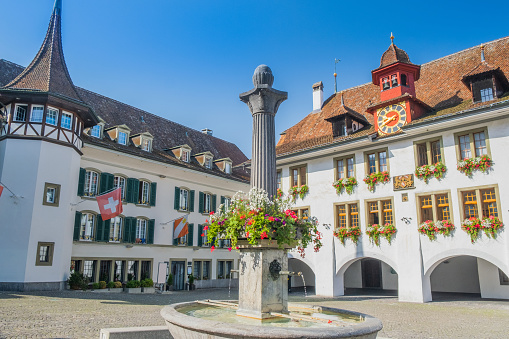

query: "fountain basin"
left=161, top=301, right=382, bottom=338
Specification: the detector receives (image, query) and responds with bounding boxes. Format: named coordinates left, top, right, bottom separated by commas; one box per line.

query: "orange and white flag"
left=173, top=214, right=189, bottom=240
left=0, top=185, right=3, bottom=197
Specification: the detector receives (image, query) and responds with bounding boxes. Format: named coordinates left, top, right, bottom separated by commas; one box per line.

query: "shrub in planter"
left=92, top=282, right=100, bottom=290
left=68, top=272, right=87, bottom=290
left=99, top=281, right=107, bottom=289
left=106, top=281, right=115, bottom=289
left=126, top=280, right=141, bottom=288
left=141, top=279, right=154, bottom=288
left=114, top=281, right=122, bottom=288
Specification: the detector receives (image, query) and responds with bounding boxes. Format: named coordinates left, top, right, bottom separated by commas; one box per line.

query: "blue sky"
left=1, top=0, right=508, bottom=157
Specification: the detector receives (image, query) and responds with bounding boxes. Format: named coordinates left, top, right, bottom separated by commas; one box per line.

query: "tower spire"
left=53, top=0, right=62, bottom=15
left=390, top=32, right=394, bottom=45
left=480, top=43, right=485, bottom=62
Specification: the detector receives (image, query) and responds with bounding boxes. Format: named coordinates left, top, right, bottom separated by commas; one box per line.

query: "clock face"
left=377, top=103, right=407, bottom=134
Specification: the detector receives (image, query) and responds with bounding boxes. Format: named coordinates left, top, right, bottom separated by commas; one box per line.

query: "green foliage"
left=67, top=272, right=87, bottom=291
left=141, top=278, right=154, bottom=288
left=126, top=280, right=141, bottom=288
left=457, top=155, right=492, bottom=176
left=92, top=282, right=100, bottom=290
left=106, top=281, right=115, bottom=289
left=98, top=281, right=107, bottom=289
left=332, top=177, right=358, bottom=195
left=363, top=171, right=390, bottom=192
left=114, top=281, right=122, bottom=288
left=365, top=224, right=397, bottom=246
left=167, top=273, right=173, bottom=286
left=188, top=274, right=195, bottom=285
left=334, top=226, right=361, bottom=245
left=415, top=162, right=447, bottom=182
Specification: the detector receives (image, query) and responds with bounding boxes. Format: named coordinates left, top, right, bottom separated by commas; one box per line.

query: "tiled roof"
left=276, top=36, right=509, bottom=156
left=0, top=60, right=249, bottom=182
left=2, top=4, right=83, bottom=103
left=377, top=43, right=413, bottom=70
left=463, top=61, right=498, bottom=79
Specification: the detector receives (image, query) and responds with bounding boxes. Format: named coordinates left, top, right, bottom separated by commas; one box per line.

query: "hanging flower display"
left=332, top=177, right=358, bottom=195
left=461, top=216, right=503, bottom=243
left=418, top=220, right=455, bottom=241
left=415, top=162, right=447, bottom=182
left=457, top=155, right=492, bottom=176
left=365, top=223, right=397, bottom=246
left=334, top=226, right=361, bottom=245
left=363, top=171, right=390, bottom=192
left=289, top=185, right=309, bottom=201
left=276, top=188, right=283, bottom=198
left=482, top=215, right=504, bottom=238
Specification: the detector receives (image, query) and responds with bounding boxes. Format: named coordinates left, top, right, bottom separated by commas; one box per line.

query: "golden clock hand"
left=380, top=115, right=396, bottom=127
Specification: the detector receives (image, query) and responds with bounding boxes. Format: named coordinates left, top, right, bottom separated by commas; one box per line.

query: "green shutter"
left=147, top=219, right=155, bottom=244
left=218, top=239, right=223, bottom=248
left=150, top=182, right=157, bottom=206
left=189, top=190, right=195, bottom=212
left=174, top=187, right=180, bottom=210
left=77, top=168, right=86, bottom=196
left=198, top=192, right=204, bottom=213
left=100, top=172, right=114, bottom=194
left=96, top=214, right=104, bottom=242
left=197, top=224, right=203, bottom=247
left=124, top=217, right=136, bottom=243
left=173, top=227, right=178, bottom=245
left=103, top=218, right=111, bottom=242
left=126, top=178, right=139, bottom=204
left=212, top=194, right=217, bottom=213
left=187, top=224, right=194, bottom=247
left=73, top=211, right=82, bottom=241
left=220, top=196, right=226, bottom=213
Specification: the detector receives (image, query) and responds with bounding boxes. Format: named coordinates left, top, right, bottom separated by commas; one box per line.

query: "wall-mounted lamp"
left=401, top=217, right=412, bottom=224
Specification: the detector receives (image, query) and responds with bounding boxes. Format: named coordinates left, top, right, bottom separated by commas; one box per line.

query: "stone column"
left=240, top=65, right=287, bottom=198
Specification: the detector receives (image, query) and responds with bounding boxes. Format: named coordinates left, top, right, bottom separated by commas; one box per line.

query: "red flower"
left=201, top=233, right=205, bottom=237
left=210, top=211, right=215, bottom=215
left=228, top=247, right=232, bottom=252
left=240, top=215, right=245, bottom=219
left=261, top=231, right=268, bottom=239
left=268, top=216, right=275, bottom=222
left=204, top=225, right=209, bottom=230
left=246, top=232, right=250, bottom=237
left=210, top=246, right=215, bottom=252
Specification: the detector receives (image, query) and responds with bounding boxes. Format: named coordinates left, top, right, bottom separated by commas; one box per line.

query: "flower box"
left=461, top=216, right=503, bottom=243
left=363, top=172, right=390, bottom=192
left=334, top=226, right=361, bottom=245
left=415, top=162, right=447, bottom=182
left=124, top=287, right=142, bottom=293
left=365, top=223, right=396, bottom=246
left=332, top=177, right=358, bottom=195
left=457, top=155, right=492, bottom=176
left=418, top=220, right=455, bottom=241
left=142, top=287, right=155, bottom=293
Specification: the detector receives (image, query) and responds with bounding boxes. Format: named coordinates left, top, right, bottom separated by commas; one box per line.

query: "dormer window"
left=141, top=138, right=151, bottom=151
left=214, top=158, right=233, bottom=173
left=225, top=162, right=232, bottom=174
left=205, top=157, right=212, bottom=169
left=182, top=149, right=190, bottom=162
left=118, top=131, right=127, bottom=145
left=192, top=151, right=214, bottom=168
left=129, top=132, right=153, bottom=152
left=91, top=125, right=102, bottom=138
left=480, top=88, right=494, bottom=102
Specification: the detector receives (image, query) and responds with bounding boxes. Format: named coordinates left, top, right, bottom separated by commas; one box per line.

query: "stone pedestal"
left=236, top=241, right=289, bottom=319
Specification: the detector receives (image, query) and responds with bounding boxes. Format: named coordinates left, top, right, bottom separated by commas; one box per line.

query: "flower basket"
left=457, top=155, right=492, bottom=176
left=334, top=226, right=361, bottom=245
left=461, top=217, right=482, bottom=243
left=365, top=223, right=396, bottom=246
left=462, top=216, right=504, bottom=243
left=206, top=188, right=322, bottom=258
left=415, top=162, right=447, bottom=182
left=332, top=177, right=358, bottom=195
left=276, top=188, right=283, bottom=198
left=289, top=185, right=309, bottom=201
left=363, top=171, right=390, bottom=192
left=418, top=220, right=455, bottom=241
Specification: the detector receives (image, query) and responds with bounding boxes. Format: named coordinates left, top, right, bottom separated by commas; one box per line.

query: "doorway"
left=362, top=259, right=382, bottom=288
left=171, top=261, right=186, bottom=290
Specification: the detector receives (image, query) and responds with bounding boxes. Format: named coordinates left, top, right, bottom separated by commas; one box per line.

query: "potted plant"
left=166, top=273, right=174, bottom=291
left=106, top=281, right=123, bottom=293
left=125, top=279, right=142, bottom=293
left=187, top=274, right=195, bottom=291
left=67, top=272, right=87, bottom=291
left=141, top=278, right=155, bottom=293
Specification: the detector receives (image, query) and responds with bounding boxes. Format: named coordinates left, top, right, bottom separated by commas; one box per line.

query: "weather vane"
left=334, top=58, right=340, bottom=93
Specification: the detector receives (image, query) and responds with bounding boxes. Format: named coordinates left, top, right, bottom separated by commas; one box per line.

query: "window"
left=193, top=260, right=211, bottom=280
left=401, top=74, right=407, bottom=87
left=61, top=112, right=72, bottom=130
left=114, top=260, right=125, bottom=282
left=80, top=213, right=96, bottom=241
left=127, top=260, right=138, bottom=281
left=460, top=186, right=499, bottom=220
left=225, top=162, right=232, bottom=174
left=292, top=207, right=309, bottom=219
left=46, top=107, right=59, bottom=126
left=335, top=155, right=355, bottom=180
left=138, top=181, right=150, bottom=204
left=35, top=242, right=54, bottom=266
left=194, top=261, right=202, bottom=279
left=480, top=88, right=494, bottom=102
left=417, top=192, right=452, bottom=223
left=382, top=77, right=390, bottom=90
left=30, top=105, right=44, bottom=123
left=217, top=260, right=233, bottom=279
left=109, top=216, right=123, bottom=242
left=499, top=269, right=509, bottom=286
left=91, top=125, right=102, bottom=138
left=202, top=193, right=212, bottom=214
left=276, top=170, right=282, bottom=190
left=42, top=182, right=60, bottom=207
left=14, top=105, right=27, bottom=122
left=335, top=202, right=359, bottom=229
left=365, top=149, right=388, bottom=175
left=201, top=227, right=209, bottom=247
left=136, top=219, right=147, bottom=243
left=141, top=138, right=151, bottom=152
left=290, top=165, right=307, bottom=187
left=118, top=131, right=127, bottom=145
left=177, top=233, right=188, bottom=245
left=391, top=74, right=398, bottom=87
left=83, top=260, right=96, bottom=282
left=180, top=188, right=189, bottom=211
left=141, top=261, right=151, bottom=280
left=114, top=176, right=126, bottom=200
left=455, top=128, right=490, bottom=161
left=223, top=197, right=231, bottom=212
left=204, top=157, right=212, bottom=169
left=99, top=261, right=111, bottom=282
left=84, top=170, right=99, bottom=196
left=181, top=149, right=190, bottom=163
left=415, top=139, right=443, bottom=167
left=367, top=199, right=394, bottom=225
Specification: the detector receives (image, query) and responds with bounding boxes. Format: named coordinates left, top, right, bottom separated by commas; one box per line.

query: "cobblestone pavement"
left=1, top=289, right=509, bottom=338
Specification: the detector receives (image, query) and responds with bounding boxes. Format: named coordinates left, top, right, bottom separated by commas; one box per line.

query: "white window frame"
left=61, top=111, right=73, bottom=130
left=181, top=149, right=190, bottom=163
left=85, top=170, right=99, bottom=196
left=14, top=104, right=27, bottom=122
left=91, top=125, right=102, bottom=138
left=177, top=234, right=188, bottom=245
left=136, top=219, right=147, bottom=242
left=180, top=188, right=189, bottom=211
left=225, top=162, right=232, bottom=174
left=46, top=187, right=56, bottom=204
left=114, top=176, right=126, bottom=200
left=46, top=107, right=59, bottom=126
left=80, top=213, right=95, bottom=241
left=203, top=193, right=212, bottom=213
left=141, top=138, right=152, bottom=152
left=224, top=197, right=231, bottom=212
left=204, top=157, right=212, bottom=169
left=30, top=105, right=44, bottom=123
left=139, top=181, right=150, bottom=205
left=109, top=216, right=123, bottom=242
left=118, top=131, right=128, bottom=145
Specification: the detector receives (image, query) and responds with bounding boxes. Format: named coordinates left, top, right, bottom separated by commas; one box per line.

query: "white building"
left=0, top=1, right=249, bottom=291
left=281, top=37, right=509, bottom=302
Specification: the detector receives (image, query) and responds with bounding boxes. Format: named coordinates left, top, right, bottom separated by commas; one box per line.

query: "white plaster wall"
left=430, top=256, right=480, bottom=293
left=477, top=258, right=509, bottom=299
left=381, top=261, right=398, bottom=290
left=344, top=261, right=362, bottom=288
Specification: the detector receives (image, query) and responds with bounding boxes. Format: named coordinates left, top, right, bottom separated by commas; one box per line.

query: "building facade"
left=0, top=1, right=249, bottom=291
left=280, top=37, right=509, bottom=302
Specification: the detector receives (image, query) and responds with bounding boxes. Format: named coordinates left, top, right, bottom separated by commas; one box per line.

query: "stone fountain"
left=161, top=65, right=382, bottom=338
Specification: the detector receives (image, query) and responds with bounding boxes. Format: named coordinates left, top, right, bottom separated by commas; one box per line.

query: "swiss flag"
left=0, top=185, right=3, bottom=197
left=96, top=188, right=123, bottom=220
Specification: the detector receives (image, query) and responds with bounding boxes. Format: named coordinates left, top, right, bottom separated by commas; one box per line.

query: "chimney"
left=201, top=128, right=213, bottom=136
left=312, top=81, right=324, bottom=112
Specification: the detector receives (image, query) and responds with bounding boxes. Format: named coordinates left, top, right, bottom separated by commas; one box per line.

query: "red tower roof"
left=377, top=43, right=414, bottom=69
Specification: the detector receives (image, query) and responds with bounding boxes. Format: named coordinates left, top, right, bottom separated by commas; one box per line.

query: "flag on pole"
left=173, top=214, right=189, bottom=240
left=0, top=185, right=3, bottom=197
left=96, top=187, right=123, bottom=220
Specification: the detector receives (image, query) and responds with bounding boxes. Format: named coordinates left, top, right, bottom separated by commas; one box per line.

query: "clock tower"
left=368, top=34, right=430, bottom=135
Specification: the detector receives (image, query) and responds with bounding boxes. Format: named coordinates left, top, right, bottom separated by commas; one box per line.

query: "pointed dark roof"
left=377, top=43, right=413, bottom=69
left=3, top=0, right=83, bottom=102
left=463, top=61, right=498, bottom=79
left=324, top=93, right=369, bottom=123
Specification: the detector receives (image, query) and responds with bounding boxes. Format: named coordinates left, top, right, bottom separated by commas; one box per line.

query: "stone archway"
left=338, top=256, right=398, bottom=295
left=288, top=258, right=315, bottom=292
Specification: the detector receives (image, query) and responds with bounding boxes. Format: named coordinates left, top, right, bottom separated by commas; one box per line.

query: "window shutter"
left=126, top=178, right=139, bottom=204
left=187, top=223, right=194, bottom=246
left=124, top=217, right=136, bottom=243
left=173, top=225, right=178, bottom=246
left=189, top=190, right=195, bottom=212
left=77, top=168, right=86, bottom=196
left=198, top=192, right=204, bottom=213
left=147, top=219, right=155, bottom=244
left=150, top=182, right=157, bottom=206
left=212, top=195, right=217, bottom=213
left=218, top=239, right=223, bottom=248
left=96, top=214, right=104, bottom=242
left=220, top=196, right=226, bottom=213
left=103, top=218, right=110, bottom=242
left=100, top=173, right=114, bottom=194
left=174, top=187, right=180, bottom=210
left=73, top=211, right=82, bottom=241
left=197, top=224, right=203, bottom=247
